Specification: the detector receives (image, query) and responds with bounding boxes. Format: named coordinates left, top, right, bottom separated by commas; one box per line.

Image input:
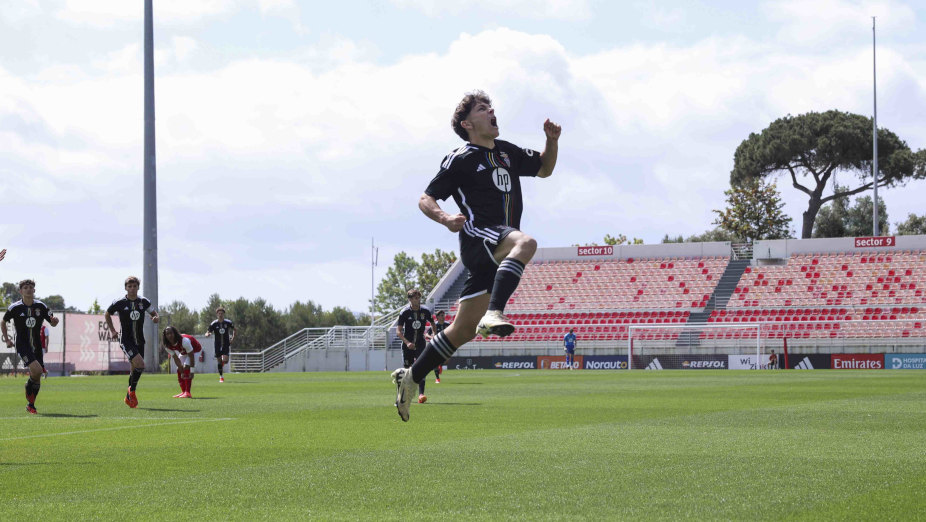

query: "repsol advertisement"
left=632, top=354, right=728, bottom=370
left=444, top=356, right=538, bottom=370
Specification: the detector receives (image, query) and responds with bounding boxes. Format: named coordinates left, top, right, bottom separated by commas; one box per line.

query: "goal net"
left=627, top=323, right=776, bottom=370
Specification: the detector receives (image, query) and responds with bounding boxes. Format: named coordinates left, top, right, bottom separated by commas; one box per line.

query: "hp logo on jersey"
left=129, top=311, right=141, bottom=321
left=412, top=320, right=421, bottom=330
left=492, top=168, right=512, bottom=193
left=25, top=318, right=36, bottom=328
left=219, top=328, right=226, bottom=334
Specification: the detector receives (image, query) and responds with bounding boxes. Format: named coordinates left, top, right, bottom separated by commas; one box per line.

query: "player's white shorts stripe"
left=459, top=289, right=488, bottom=302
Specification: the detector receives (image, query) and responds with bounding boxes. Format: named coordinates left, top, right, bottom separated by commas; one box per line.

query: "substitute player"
left=162, top=326, right=201, bottom=398
left=396, top=289, right=436, bottom=403
left=392, top=90, right=560, bottom=421
left=2, top=279, right=59, bottom=414
left=105, top=276, right=159, bottom=408
left=205, top=307, right=235, bottom=382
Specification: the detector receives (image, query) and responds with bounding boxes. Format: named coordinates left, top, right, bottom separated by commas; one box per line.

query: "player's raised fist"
left=444, top=213, right=467, bottom=233
left=543, top=119, right=561, bottom=140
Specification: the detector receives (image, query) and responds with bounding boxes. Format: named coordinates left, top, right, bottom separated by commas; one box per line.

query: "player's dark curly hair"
left=18, top=279, right=36, bottom=289
left=452, top=90, right=492, bottom=141
left=162, top=325, right=181, bottom=348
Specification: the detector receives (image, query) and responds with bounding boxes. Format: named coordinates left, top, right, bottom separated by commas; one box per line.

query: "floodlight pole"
left=143, top=0, right=159, bottom=371
left=872, top=16, right=880, bottom=236
left=371, top=238, right=378, bottom=327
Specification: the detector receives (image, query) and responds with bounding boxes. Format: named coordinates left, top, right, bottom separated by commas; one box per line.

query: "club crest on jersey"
left=498, top=151, right=511, bottom=167
left=492, top=168, right=512, bottom=193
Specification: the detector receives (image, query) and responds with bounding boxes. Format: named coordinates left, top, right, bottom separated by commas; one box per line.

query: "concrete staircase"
left=677, top=259, right=751, bottom=347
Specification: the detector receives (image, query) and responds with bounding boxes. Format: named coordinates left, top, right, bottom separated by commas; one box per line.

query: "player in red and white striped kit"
left=162, top=326, right=201, bottom=398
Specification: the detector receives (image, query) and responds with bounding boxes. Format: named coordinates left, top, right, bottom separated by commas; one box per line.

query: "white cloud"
left=55, top=0, right=237, bottom=27
left=764, top=0, right=917, bottom=46
left=390, top=0, right=592, bottom=21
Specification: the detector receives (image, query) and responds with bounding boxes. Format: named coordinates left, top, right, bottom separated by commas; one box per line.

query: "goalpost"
left=627, top=323, right=771, bottom=370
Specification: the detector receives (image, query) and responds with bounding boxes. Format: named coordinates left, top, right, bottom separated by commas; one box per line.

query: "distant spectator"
left=563, top=328, right=577, bottom=370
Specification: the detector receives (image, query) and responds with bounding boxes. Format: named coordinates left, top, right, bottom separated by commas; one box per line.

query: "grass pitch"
left=1, top=369, right=924, bottom=520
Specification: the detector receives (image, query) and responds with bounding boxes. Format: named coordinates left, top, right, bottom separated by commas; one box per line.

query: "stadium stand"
left=426, top=237, right=926, bottom=348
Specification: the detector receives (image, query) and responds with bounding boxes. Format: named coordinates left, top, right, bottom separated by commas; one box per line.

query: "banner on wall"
left=884, top=354, right=926, bottom=370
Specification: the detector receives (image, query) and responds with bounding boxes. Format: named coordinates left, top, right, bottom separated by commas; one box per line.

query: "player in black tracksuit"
left=396, top=289, right=436, bottom=403
left=2, top=279, right=59, bottom=414
left=391, top=90, right=561, bottom=421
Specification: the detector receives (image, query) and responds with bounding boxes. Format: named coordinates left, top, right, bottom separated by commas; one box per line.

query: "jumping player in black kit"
left=392, top=90, right=561, bottom=421
left=105, top=276, right=160, bottom=408
left=205, top=307, right=235, bottom=382
left=2, top=279, right=59, bottom=414
left=396, top=289, right=437, bottom=404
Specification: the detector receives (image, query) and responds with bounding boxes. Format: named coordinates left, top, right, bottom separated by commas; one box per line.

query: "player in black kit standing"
left=2, top=279, right=59, bottom=414
left=396, top=289, right=437, bottom=404
left=206, top=307, right=235, bottom=382
left=105, top=276, right=160, bottom=408
left=392, top=90, right=561, bottom=421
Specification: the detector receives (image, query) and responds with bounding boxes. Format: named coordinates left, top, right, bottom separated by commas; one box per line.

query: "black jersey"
left=106, top=296, right=153, bottom=348
left=208, top=319, right=235, bottom=350
left=3, top=300, right=53, bottom=352
left=425, top=139, right=542, bottom=234
left=398, top=305, right=433, bottom=347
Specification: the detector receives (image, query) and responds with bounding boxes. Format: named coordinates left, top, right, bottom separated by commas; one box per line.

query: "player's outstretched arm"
left=1, top=322, right=11, bottom=348
left=0, top=248, right=6, bottom=262
left=150, top=310, right=160, bottom=323
left=537, top=119, right=561, bottom=179
left=419, top=193, right=466, bottom=233
left=104, top=312, right=119, bottom=340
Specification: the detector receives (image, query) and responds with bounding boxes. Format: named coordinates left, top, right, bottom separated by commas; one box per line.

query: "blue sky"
left=1, top=0, right=925, bottom=316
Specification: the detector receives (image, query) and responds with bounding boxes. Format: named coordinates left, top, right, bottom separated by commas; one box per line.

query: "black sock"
left=488, top=258, right=526, bottom=312
left=218, top=363, right=224, bottom=377
left=418, top=379, right=426, bottom=396
left=129, top=368, right=144, bottom=391
left=411, top=332, right=456, bottom=383
left=25, top=378, right=41, bottom=403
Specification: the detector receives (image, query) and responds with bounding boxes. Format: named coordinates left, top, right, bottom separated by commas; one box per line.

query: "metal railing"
left=231, top=325, right=391, bottom=372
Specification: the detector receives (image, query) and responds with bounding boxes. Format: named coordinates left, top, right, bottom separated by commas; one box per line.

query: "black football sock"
left=129, top=367, right=144, bottom=391
left=418, top=379, right=426, bottom=396
left=218, top=362, right=224, bottom=377
left=411, top=332, right=456, bottom=383
left=25, top=378, right=41, bottom=403
left=488, top=258, right=526, bottom=312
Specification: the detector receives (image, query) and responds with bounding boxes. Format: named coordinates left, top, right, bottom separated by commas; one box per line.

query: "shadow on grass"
left=443, top=382, right=483, bottom=385
left=190, top=397, right=220, bottom=400
left=428, top=402, right=482, bottom=406
left=38, top=413, right=98, bottom=418
left=140, top=408, right=201, bottom=413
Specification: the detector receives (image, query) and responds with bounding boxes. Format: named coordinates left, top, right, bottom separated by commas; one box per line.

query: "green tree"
left=844, top=195, right=889, bottom=237
left=713, top=178, right=793, bottom=242
left=813, top=189, right=888, bottom=238
left=1, top=282, right=19, bottom=308
left=88, top=299, right=104, bottom=314
left=731, top=110, right=922, bottom=238
left=417, top=249, right=457, bottom=297
left=284, top=300, right=324, bottom=332
left=896, top=213, right=926, bottom=235
left=223, top=297, right=285, bottom=351
left=603, top=233, right=644, bottom=245
left=321, top=306, right=360, bottom=327
left=198, top=293, right=224, bottom=333
left=161, top=300, right=199, bottom=335
left=661, top=228, right=741, bottom=243
left=374, top=252, right=419, bottom=314
left=40, top=295, right=66, bottom=311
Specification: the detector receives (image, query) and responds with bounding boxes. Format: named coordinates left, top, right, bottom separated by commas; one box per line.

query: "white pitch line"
left=0, top=417, right=234, bottom=441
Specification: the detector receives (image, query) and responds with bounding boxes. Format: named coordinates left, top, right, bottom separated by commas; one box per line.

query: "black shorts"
left=16, top=344, right=37, bottom=366
left=34, top=348, right=45, bottom=368
left=120, top=343, right=144, bottom=360
left=402, top=344, right=424, bottom=368
left=459, top=225, right=516, bottom=301
left=215, top=347, right=230, bottom=358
